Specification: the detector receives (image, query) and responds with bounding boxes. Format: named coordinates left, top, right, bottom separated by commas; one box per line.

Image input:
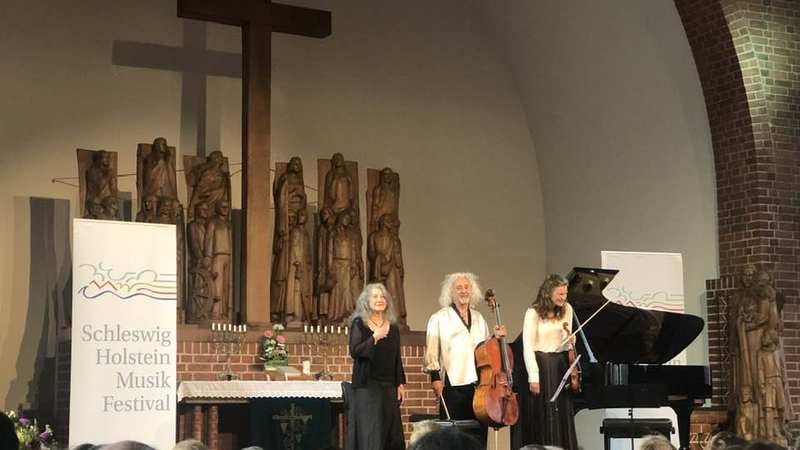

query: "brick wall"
left=176, top=332, right=438, bottom=441
left=674, top=0, right=800, bottom=440
left=54, top=327, right=438, bottom=446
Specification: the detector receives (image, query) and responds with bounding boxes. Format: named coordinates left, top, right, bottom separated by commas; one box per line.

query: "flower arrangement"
left=6, top=410, right=56, bottom=450
left=259, top=324, right=289, bottom=367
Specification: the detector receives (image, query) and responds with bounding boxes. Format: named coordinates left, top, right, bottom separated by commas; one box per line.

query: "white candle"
left=304, top=324, right=308, bottom=333
left=337, top=326, right=341, bottom=334
left=244, top=324, right=247, bottom=332
left=324, top=325, right=328, bottom=333
left=345, top=326, right=348, bottom=335
left=212, top=323, right=216, bottom=331
left=317, top=325, right=321, bottom=333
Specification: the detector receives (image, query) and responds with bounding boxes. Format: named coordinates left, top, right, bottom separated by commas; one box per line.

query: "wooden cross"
left=112, top=21, right=241, bottom=156
left=177, top=0, right=331, bottom=325
left=272, top=403, right=313, bottom=450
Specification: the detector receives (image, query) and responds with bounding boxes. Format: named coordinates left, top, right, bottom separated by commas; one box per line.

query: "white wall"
left=475, top=1, right=718, bottom=448
left=0, top=0, right=545, bottom=426
left=1, top=0, right=719, bottom=449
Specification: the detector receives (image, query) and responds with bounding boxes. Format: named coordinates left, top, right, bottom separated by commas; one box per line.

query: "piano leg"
left=672, top=405, right=692, bottom=450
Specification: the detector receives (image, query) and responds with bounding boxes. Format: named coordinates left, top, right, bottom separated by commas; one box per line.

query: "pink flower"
left=276, top=335, right=286, bottom=344
left=264, top=330, right=274, bottom=338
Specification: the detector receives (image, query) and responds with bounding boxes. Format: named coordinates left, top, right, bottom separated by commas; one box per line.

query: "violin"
left=562, top=321, right=581, bottom=392
left=473, top=289, right=519, bottom=427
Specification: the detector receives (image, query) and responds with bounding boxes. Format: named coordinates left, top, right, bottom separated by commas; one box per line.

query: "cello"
left=473, top=289, right=519, bottom=427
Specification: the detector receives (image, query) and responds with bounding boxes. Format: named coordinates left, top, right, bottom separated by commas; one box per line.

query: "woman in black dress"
left=349, top=283, right=407, bottom=450
left=511, top=273, right=578, bottom=450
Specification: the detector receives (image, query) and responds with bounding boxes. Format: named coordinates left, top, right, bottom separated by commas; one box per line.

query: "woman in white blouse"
left=511, top=273, right=578, bottom=450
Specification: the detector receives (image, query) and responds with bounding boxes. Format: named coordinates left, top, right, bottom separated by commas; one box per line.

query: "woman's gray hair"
left=639, top=434, right=676, bottom=450
left=437, top=272, right=483, bottom=308
left=350, top=283, right=397, bottom=324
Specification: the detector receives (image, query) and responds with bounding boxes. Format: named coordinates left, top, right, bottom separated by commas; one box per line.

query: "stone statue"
left=187, top=201, right=213, bottom=323
left=367, top=214, right=406, bottom=325
left=185, top=151, right=230, bottom=221
left=136, top=194, right=158, bottom=223
left=78, top=149, right=120, bottom=220
left=137, top=137, right=178, bottom=203
left=730, top=265, right=792, bottom=445
left=204, top=199, right=232, bottom=321
left=315, top=206, right=336, bottom=324
left=322, top=153, right=356, bottom=215
left=369, top=167, right=399, bottom=233
left=326, top=210, right=362, bottom=324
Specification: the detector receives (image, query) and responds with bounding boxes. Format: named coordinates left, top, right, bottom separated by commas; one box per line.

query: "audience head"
left=639, top=434, right=676, bottom=450
left=517, top=445, right=549, bottom=450
left=744, top=443, right=788, bottom=450
left=99, top=441, right=157, bottom=450
left=409, top=426, right=482, bottom=450
left=409, top=420, right=441, bottom=446
left=707, top=431, right=749, bottom=450
left=0, top=411, right=19, bottom=450
left=172, top=439, right=210, bottom=450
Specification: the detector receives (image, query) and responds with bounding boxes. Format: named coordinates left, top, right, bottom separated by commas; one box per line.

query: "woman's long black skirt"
left=352, top=379, right=405, bottom=450
left=511, top=351, right=578, bottom=450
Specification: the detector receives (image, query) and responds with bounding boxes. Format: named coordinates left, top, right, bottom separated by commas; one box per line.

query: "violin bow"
left=560, top=297, right=613, bottom=347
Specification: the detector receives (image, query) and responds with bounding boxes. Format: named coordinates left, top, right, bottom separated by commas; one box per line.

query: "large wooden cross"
left=177, top=0, right=331, bottom=326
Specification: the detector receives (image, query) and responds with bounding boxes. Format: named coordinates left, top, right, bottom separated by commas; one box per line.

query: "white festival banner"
left=601, top=250, right=684, bottom=450
left=70, top=219, right=177, bottom=449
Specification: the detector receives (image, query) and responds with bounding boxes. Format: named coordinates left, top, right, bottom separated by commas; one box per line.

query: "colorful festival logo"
left=604, top=286, right=683, bottom=312
left=77, top=262, right=177, bottom=301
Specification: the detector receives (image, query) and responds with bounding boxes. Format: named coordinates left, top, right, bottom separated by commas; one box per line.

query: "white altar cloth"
left=177, top=381, right=342, bottom=402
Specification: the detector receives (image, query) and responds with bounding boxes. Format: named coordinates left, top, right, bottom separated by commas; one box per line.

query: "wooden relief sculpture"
left=184, top=151, right=232, bottom=324
left=730, top=264, right=793, bottom=445
left=317, top=153, right=362, bottom=325
left=78, top=149, right=120, bottom=221
left=271, top=157, right=312, bottom=325
left=366, top=168, right=406, bottom=326
left=137, top=137, right=183, bottom=321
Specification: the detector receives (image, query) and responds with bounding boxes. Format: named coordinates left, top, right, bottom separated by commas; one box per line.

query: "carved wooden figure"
left=271, top=158, right=310, bottom=324
left=77, top=149, right=120, bottom=220
left=317, top=154, right=361, bottom=323
left=184, top=152, right=232, bottom=324
left=137, top=137, right=178, bottom=210
left=730, top=265, right=793, bottom=445
left=366, top=167, right=405, bottom=326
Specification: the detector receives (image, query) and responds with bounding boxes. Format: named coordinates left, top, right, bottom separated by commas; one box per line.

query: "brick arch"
left=673, top=0, right=800, bottom=439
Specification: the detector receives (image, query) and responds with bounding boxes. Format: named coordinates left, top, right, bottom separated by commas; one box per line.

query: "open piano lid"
left=567, top=267, right=704, bottom=365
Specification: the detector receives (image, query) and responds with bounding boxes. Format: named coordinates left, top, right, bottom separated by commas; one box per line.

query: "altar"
left=177, top=381, right=344, bottom=450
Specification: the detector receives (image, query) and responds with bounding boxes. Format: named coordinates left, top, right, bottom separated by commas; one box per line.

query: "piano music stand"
left=544, top=355, right=582, bottom=446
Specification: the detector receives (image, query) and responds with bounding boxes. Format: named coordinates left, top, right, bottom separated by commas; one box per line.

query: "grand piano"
left=511, top=267, right=712, bottom=450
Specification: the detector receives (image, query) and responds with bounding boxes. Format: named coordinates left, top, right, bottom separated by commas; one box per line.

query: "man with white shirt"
left=423, top=272, right=506, bottom=443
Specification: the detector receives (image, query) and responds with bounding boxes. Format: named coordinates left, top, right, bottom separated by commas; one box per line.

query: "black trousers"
left=440, top=377, right=488, bottom=447
left=353, top=379, right=405, bottom=450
